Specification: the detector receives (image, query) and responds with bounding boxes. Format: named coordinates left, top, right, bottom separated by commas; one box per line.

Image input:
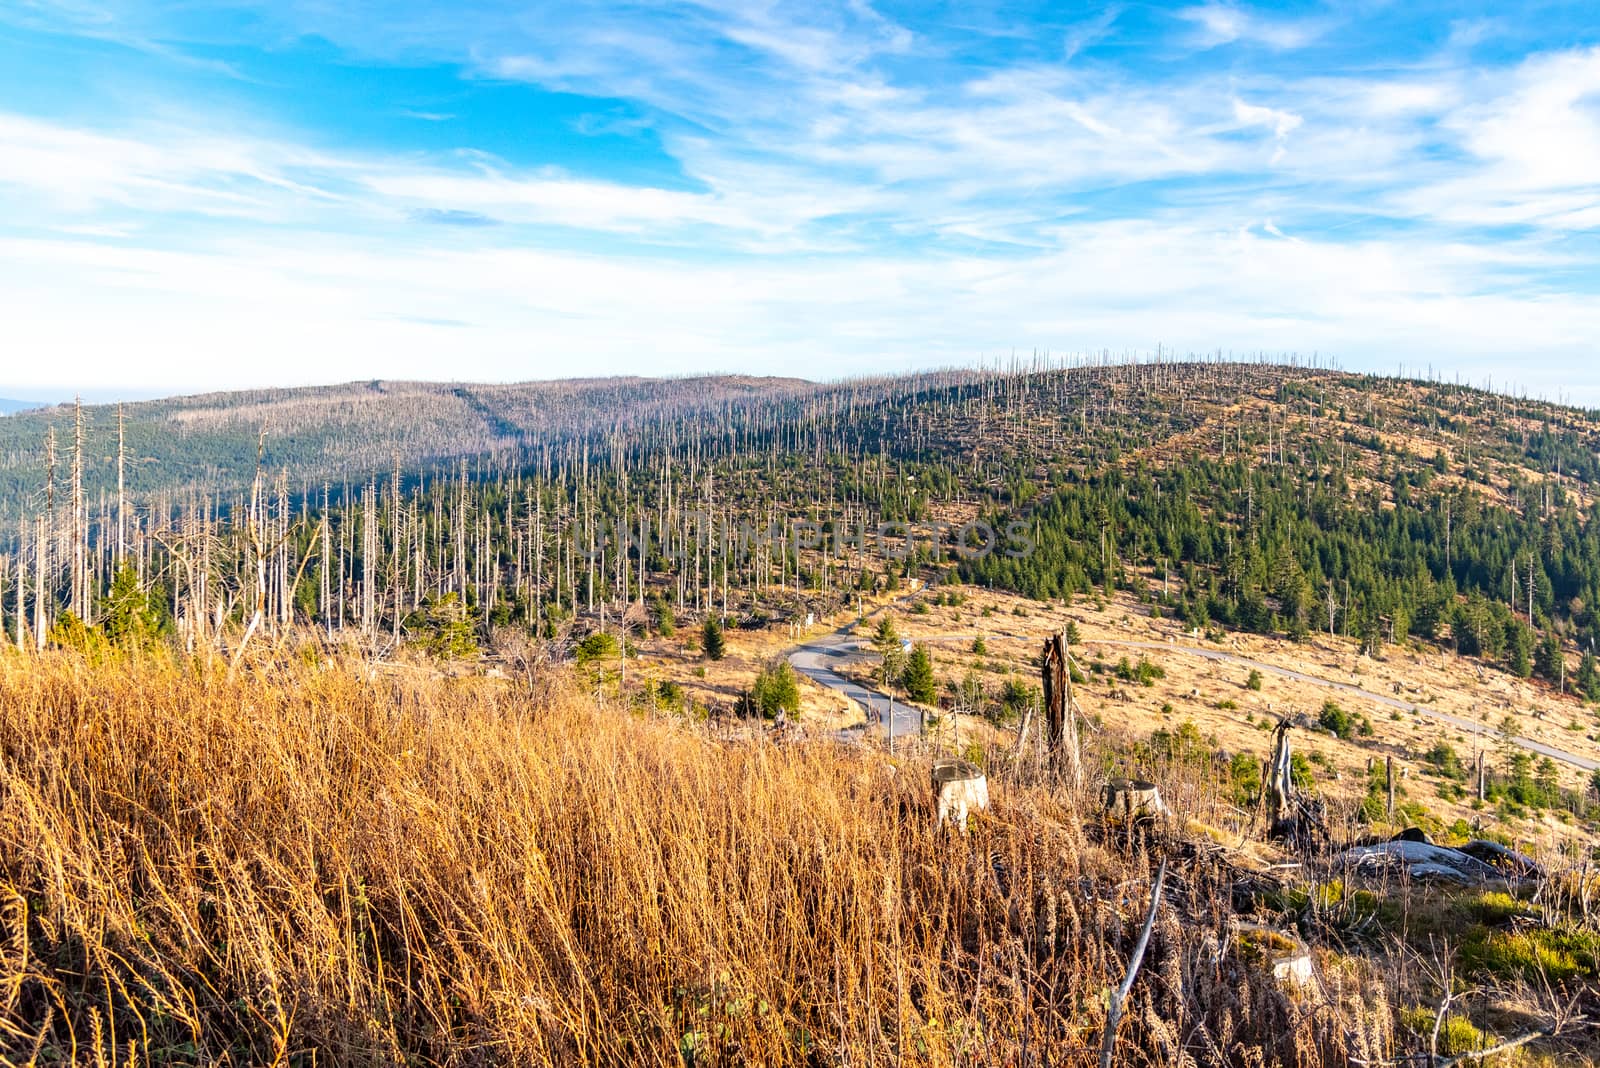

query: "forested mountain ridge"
left=0, top=374, right=816, bottom=516
left=957, top=369, right=1600, bottom=687
left=6, top=359, right=1600, bottom=706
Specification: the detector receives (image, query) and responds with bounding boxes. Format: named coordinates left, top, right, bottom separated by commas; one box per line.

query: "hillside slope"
left=0, top=374, right=815, bottom=513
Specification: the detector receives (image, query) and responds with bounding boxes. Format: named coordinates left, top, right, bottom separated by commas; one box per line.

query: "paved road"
left=789, top=633, right=924, bottom=741
left=1091, top=639, right=1600, bottom=772
left=786, top=591, right=926, bottom=742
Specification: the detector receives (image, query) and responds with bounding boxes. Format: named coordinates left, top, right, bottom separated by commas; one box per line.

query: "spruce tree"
left=901, top=646, right=936, bottom=704
left=702, top=617, right=725, bottom=661
left=752, top=660, right=800, bottom=718
left=1577, top=650, right=1600, bottom=701
left=1534, top=630, right=1563, bottom=681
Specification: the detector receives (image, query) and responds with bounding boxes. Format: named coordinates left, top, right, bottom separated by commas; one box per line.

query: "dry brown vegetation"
left=840, top=589, right=1600, bottom=824
left=0, top=646, right=1404, bottom=1067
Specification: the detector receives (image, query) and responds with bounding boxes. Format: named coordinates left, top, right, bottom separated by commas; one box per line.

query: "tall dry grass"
left=0, top=648, right=1382, bottom=1066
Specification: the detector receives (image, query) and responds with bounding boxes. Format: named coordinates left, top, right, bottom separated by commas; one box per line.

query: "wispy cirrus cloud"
left=0, top=0, right=1598, bottom=397
left=1176, top=3, right=1328, bottom=51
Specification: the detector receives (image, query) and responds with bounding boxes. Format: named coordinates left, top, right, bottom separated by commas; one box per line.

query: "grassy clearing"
left=0, top=647, right=1391, bottom=1066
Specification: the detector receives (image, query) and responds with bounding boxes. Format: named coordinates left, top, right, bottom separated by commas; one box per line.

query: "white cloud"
left=1177, top=4, right=1324, bottom=50
left=1381, top=47, right=1600, bottom=230
left=3, top=3, right=1600, bottom=401
left=3, top=221, right=1596, bottom=399
left=1231, top=98, right=1302, bottom=162
left=0, top=113, right=357, bottom=220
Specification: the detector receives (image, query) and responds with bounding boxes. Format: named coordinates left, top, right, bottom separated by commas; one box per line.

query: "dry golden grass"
left=857, top=588, right=1600, bottom=851
left=0, top=646, right=1381, bottom=1066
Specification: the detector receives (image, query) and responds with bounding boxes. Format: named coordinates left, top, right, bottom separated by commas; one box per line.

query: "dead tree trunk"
left=1040, top=631, right=1082, bottom=790
left=1266, top=716, right=1327, bottom=847
left=1267, top=717, right=1295, bottom=825
left=1386, top=754, right=1396, bottom=822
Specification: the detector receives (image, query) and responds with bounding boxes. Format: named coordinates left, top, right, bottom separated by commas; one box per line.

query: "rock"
left=1456, top=839, right=1543, bottom=879
left=1273, top=952, right=1316, bottom=988
left=932, top=759, right=988, bottom=832
left=1339, top=840, right=1502, bottom=884
left=1236, top=922, right=1315, bottom=991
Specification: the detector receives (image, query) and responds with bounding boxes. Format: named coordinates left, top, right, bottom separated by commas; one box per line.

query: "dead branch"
left=1098, top=857, right=1167, bottom=1068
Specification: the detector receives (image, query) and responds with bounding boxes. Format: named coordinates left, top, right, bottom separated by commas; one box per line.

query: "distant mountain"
left=0, top=398, right=41, bottom=415
left=0, top=376, right=819, bottom=513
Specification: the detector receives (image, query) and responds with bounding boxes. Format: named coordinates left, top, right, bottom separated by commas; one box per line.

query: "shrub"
left=652, top=597, right=676, bottom=637
left=1318, top=700, right=1354, bottom=739
left=48, top=611, right=112, bottom=664
left=1424, top=742, right=1467, bottom=780
left=422, top=593, right=479, bottom=659
left=1229, top=752, right=1262, bottom=805
left=1397, top=1008, right=1494, bottom=1057
left=575, top=631, right=621, bottom=667
left=102, top=567, right=159, bottom=647
left=751, top=660, right=801, bottom=719
left=1150, top=720, right=1208, bottom=763
left=1115, top=656, right=1166, bottom=686
left=1246, top=669, right=1263, bottom=691
left=999, top=678, right=1034, bottom=714
left=1290, top=752, right=1314, bottom=790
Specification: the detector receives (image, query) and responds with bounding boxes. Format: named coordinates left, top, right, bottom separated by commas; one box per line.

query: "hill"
left=0, top=374, right=816, bottom=516
left=5, top=359, right=1600, bottom=1065
left=7, top=361, right=1600, bottom=670
left=0, top=397, right=39, bottom=415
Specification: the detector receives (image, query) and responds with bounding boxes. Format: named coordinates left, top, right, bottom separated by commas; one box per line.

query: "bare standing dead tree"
left=1040, top=630, right=1083, bottom=791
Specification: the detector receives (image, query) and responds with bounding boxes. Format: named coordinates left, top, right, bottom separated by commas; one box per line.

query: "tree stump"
left=932, top=759, right=989, bottom=832
left=1100, top=778, right=1168, bottom=823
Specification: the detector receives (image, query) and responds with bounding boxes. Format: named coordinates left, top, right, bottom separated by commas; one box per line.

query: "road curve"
left=786, top=590, right=927, bottom=742
left=788, top=632, right=923, bottom=741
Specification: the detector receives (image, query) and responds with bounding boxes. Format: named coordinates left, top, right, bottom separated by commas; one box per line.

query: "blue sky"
left=2, top=1, right=1599, bottom=401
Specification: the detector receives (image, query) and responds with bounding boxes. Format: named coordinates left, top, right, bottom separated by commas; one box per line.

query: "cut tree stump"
left=1100, top=778, right=1168, bottom=823
left=932, top=759, right=988, bottom=832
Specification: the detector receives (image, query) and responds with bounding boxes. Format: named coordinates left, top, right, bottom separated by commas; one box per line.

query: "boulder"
left=1338, top=840, right=1502, bottom=884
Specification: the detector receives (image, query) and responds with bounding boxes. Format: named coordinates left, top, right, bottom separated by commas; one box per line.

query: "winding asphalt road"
left=786, top=588, right=930, bottom=742
left=789, top=628, right=924, bottom=741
